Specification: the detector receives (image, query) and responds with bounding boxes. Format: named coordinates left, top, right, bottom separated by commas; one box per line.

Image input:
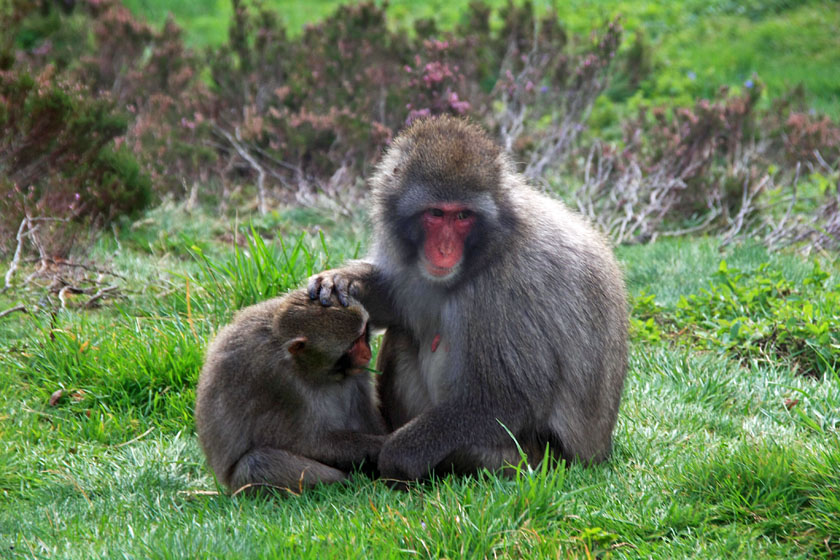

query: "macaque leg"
left=229, top=448, right=348, bottom=494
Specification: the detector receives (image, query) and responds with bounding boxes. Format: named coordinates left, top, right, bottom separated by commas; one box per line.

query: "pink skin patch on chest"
left=431, top=334, right=442, bottom=353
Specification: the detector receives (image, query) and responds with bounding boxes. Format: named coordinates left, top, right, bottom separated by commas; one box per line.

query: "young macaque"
left=194, top=290, right=386, bottom=494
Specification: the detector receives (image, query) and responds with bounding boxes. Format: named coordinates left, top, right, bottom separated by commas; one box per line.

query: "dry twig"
left=113, top=427, right=155, bottom=448
left=3, top=216, right=30, bottom=292
left=0, top=305, right=28, bottom=319
left=214, top=124, right=267, bottom=215
left=85, top=285, right=119, bottom=308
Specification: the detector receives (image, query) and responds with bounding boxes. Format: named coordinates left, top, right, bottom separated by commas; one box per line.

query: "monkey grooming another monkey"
left=194, top=290, right=386, bottom=494
left=309, top=116, right=628, bottom=483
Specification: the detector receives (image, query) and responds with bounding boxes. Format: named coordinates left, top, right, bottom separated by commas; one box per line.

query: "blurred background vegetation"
left=2, top=0, right=838, bottom=258
left=121, top=0, right=840, bottom=116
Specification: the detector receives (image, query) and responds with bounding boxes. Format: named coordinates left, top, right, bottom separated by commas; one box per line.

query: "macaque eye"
left=428, top=208, right=444, bottom=218
left=456, top=210, right=472, bottom=220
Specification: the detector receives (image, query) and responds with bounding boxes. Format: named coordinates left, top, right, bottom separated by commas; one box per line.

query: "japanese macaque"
left=309, top=116, right=628, bottom=483
left=194, top=290, right=386, bottom=494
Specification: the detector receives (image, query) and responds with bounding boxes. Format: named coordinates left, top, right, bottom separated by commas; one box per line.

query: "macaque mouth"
left=424, top=261, right=457, bottom=277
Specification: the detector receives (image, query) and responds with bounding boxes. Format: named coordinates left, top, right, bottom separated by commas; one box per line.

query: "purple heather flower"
left=448, top=91, right=470, bottom=114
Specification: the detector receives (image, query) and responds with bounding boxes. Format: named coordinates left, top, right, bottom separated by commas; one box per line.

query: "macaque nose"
left=438, top=226, right=456, bottom=255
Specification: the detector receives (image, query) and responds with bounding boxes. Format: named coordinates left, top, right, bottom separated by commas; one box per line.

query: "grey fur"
left=194, top=290, right=386, bottom=494
left=309, top=116, right=627, bottom=483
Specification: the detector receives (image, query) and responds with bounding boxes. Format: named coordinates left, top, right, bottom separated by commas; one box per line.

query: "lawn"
left=1, top=204, right=838, bottom=558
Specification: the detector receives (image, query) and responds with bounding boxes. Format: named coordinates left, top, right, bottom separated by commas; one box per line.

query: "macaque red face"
left=420, top=203, right=476, bottom=279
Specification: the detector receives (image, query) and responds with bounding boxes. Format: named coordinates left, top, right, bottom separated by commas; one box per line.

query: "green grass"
left=649, top=2, right=840, bottom=115
left=623, top=239, right=840, bottom=378
left=1, top=204, right=838, bottom=558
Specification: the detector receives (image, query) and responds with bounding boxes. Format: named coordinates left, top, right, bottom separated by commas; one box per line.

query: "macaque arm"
left=377, top=402, right=511, bottom=483
left=355, top=396, right=388, bottom=435
left=307, top=261, right=398, bottom=327
left=307, top=431, right=386, bottom=472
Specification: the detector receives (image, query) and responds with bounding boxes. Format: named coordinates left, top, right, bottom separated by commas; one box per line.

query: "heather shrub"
left=782, top=112, right=840, bottom=166
left=403, top=38, right=474, bottom=124
left=631, top=84, right=763, bottom=215
left=0, top=67, right=150, bottom=255
left=492, top=9, right=622, bottom=179
left=205, top=1, right=480, bottom=204
left=77, top=0, right=213, bottom=196
left=197, top=0, right=627, bottom=205
left=573, top=80, right=839, bottom=250
left=0, top=0, right=632, bottom=218
left=1, top=0, right=208, bottom=256
left=3, top=0, right=837, bottom=252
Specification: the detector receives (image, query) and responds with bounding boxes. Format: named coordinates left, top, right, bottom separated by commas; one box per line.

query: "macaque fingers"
left=333, top=275, right=350, bottom=307
left=306, top=274, right=322, bottom=301
left=308, top=268, right=366, bottom=308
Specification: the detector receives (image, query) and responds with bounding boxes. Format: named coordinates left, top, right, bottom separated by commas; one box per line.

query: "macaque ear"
left=286, top=337, right=307, bottom=356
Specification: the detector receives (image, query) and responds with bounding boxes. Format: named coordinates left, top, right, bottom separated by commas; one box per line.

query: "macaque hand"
left=307, top=264, right=371, bottom=307
left=363, top=434, right=387, bottom=464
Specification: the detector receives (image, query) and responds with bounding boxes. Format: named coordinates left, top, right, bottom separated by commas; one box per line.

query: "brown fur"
left=194, top=290, right=385, bottom=494
left=309, top=116, right=628, bottom=483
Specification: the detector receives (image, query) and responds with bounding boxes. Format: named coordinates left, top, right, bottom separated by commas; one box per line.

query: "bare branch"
left=3, top=216, right=30, bottom=292
left=58, top=285, right=84, bottom=309
left=25, top=257, right=126, bottom=280
left=214, top=124, right=267, bottom=215
left=766, top=162, right=801, bottom=248
left=85, top=285, right=119, bottom=308
left=0, top=305, right=28, bottom=319
left=721, top=174, right=771, bottom=246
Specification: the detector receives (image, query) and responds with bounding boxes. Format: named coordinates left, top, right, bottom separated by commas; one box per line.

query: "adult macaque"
left=309, top=116, right=628, bottom=483
left=194, top=290, right=385, bottom=494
